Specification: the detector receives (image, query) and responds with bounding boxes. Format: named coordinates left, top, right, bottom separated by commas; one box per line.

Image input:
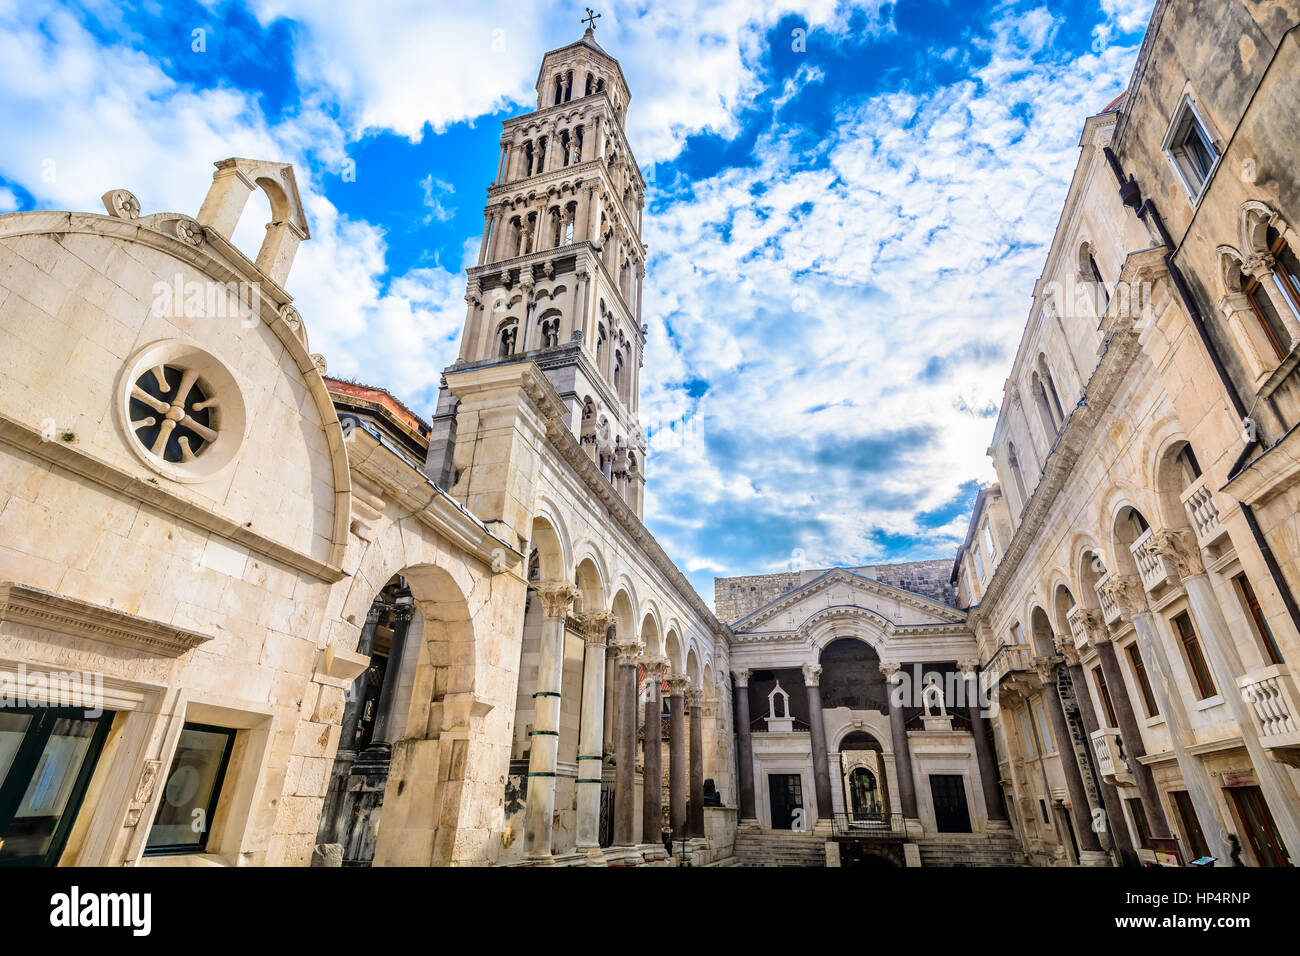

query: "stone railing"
left=1095, top=572, right=1121, bottom=625
left=1066, top=604, right=1089, bottom=650
left=1089, top=727, right=1132, bottom=784
left=1180, top=476, right=1224, bottom=550
left=1130, top=527, right=1177, bottom=594
left=981, top=643, right=1033, bottom=695
left=1239, top=664, right=1300, bottom=766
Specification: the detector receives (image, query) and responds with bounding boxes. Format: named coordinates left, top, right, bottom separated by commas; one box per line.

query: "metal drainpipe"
left=1102, top=145, right=1300, bottom=646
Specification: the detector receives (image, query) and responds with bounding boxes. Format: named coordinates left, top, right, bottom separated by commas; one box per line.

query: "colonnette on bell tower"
left=426, top=24, right=649, bottom=515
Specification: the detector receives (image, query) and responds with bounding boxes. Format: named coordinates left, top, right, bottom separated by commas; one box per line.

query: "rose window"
left=128, top=365, right=219, bottom=462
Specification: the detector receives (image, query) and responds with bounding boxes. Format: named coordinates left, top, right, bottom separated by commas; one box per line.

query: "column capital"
left=1052, top=633, right=1081, bottom=668
left=667, top=674, right=689, bottom=696
left=612, top=640, right=643, bottom=664
left=535, top=581, right=580, bottom=619
left=687, top=687, right=704, bottom=707
left=958, top=658, right=980, bottom=678
left=801, top=663, right=822, bottom=687
left=644, top=657, right=669, bottom=681
left=577, top=609, right=614, bottom=645
left=1144, top=528, right=1205, bottom=580
left=732, top=668, right=751, bottom=687
left=1076, top=608, right=1110, bottom=644
left=1098, top=574, right=1147, bottom=621
left=879, top=661, right=904, bottom=682
left=1032, top=654, right=1064, bottom=684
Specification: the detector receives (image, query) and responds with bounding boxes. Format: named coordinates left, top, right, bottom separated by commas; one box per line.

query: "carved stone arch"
left=640, top=601, right=664, bottom=658
left=686, top=646, right=701, bottom=687
left=529, top=498, right=572, bottom=581
left=1028, top=604, right=1056, bottom=656
left=1240, top=199, right=1284, bottom=255
left=663, top=627, right=684, bottom=676
left=1070, top=532, right=1107, bottom=610
left=800, top=606, right=892, bottom=658
left=572, top=544, right=609, bottom=611
left=196, top=157, right=310, bottom=288
left=1051, top=579, right=1078, bottom=639
left=1105, top=490, right=1155, bottom=578
left=1216, top=244, right=1248, bottom=295
left=609, top=583, right=638, bottom=646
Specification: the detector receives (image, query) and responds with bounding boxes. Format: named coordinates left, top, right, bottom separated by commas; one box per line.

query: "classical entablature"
left=728, top=569, right=976, bottom=668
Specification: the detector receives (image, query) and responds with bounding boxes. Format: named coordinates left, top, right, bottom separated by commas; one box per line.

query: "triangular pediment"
left=732, top=568, right=966, bottom=634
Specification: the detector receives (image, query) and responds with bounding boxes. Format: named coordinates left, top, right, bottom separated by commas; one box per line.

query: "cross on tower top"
left=581, top=7, right=600, bottom=31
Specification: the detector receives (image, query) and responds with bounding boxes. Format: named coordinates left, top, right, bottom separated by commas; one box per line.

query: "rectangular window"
left=1126, top=643, right=1160, bottom=718
left=993, top=725, right=1006, bottom=763
left=974, top=548, right=986, bottom=582
left=1093, top=665, right=1118, bottom=727
left=1127, top=797, right=1152, bottom=849
left=145, top=723, right=237, bottom=856
left=1039, top=798, right=1050, bottom=825
left=1234, top=572, right=1284, bottom=666
left=1173, top=612, right=1217, bottom=700
left=1018, top=710, right=1037, bottom=758
left=1164, top=99, right=1219, bottom=200
left=982, top=524, right=996, bottom=560
left=1012, top=622, right=1027, bottom=645
left=1171, top=790, right=1209, bottom=860
left=1033, top=701, right=1055, bottom=754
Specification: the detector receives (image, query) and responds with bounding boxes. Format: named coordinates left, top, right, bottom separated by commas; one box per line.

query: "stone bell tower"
left=426, top=22, right=648, bottom=516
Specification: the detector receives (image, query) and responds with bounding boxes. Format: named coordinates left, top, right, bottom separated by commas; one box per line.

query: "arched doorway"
left=839, top=731, right=889, bottom=826
left=848, top=767, right=883, bottom=821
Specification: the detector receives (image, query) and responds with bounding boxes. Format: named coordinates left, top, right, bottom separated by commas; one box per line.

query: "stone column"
left=367, top=602, right=414, bottom=749
left=612, top=640, right=642, bottom=847
left=1060, top=645, right=1136, bottom=863
left=1101, top=575, right=1230, bottom=860
left=1033, top=654, right=1106, bottom=863
left=803, top=664, right=833, bottom=825
left=1085, top=612, right=1171, bottom=840
left=523, top=582, right=578, bottom=862
left=734, top=669, right=757, bottom=822
left=959, top=660, right=1007, bottom=827
left=642, top=658, right=668, bottom=847
left=688, top=687, right=705, bottom=839
left=881, top=662, right=918, bottom=820
left=575, top=610, right=613, bottom=855
left=1151, top=527, right=1300, bottom=860
left=668, top=675, right=688, bottom=839
left=602, top=628, right=618, bottom=757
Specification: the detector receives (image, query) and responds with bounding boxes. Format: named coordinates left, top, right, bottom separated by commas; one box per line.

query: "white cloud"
left=0, top=185, right=16, bottom=212
left=420, top=174, right=457, bottom=224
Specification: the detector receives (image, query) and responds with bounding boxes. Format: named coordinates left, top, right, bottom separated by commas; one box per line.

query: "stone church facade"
left=1, top=3, right=1299, bottom=868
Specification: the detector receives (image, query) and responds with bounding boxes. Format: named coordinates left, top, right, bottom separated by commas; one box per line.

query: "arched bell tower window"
left=497, top=319, right=518, bottom=358
left=540, top=313, right=560, bottom=349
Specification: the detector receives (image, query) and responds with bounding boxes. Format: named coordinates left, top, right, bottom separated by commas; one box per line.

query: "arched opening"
left=1029, top=605, right=1056, bottom=657
left=1155, top=440, right=1201, bottom=532
left=839, top=731, right=888, bottom=825
left=1007, top=443, right=1029, bottom=515
left=1111, top=506, right=1152, bottom=578
left=497, top=319, right=518, bottom=358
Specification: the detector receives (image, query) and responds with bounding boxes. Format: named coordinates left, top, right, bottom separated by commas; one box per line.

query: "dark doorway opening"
left=929, top=774, right=972, bottom=833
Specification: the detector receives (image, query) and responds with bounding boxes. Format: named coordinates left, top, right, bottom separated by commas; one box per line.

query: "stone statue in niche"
left=922, top=677, right=947, bottom=717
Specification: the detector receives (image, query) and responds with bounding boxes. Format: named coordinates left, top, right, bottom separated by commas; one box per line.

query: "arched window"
left=596, top=322, right=607, bottom=370
left=613, top=350, right=625, bottom=400
left=540, top=313, right=560, bottom=349
left=535, top=136, right=547, bottom=175
left=1266, top=226, right=1300, bottom=318
left=497, top=320, right=518, bottom=358
left=585, top=72, right=594, bottom=97
left=523, top=141, right=535, bottom=178
left=553, top=74, right=563, bottom=106
left=1031, top=371, right=1058, bottom=437
left=1241, top=261, right=1290, bottom=359
left=1038, top=356, right=1065, bottom=424
left=1175, top=443, right=1202, bottom=487
left=1008, top=443, right=1028, bottom=513
left=558, top=130, right=571, bottom=168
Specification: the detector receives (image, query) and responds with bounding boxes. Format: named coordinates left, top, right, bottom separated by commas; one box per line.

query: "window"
left=1173, top=612, right=1217, bottom=700
left=497, top=320, right=518, bottom=358
left=1175, top=444, right=1202, bottom=486
left=1007, top=444, right=1029, bottom=513
left=993, top=725, right=1006, bottom=762
left=1127, top=797, right=1152, bottom=849
left=1038, top=798, right=1051, bottom=825
left=1018, top=710, right=1037, bottom=758
left=1093, top=665, right=1118, bottom=727
left=973, top=547, right=986, bottom=583
left=1012, top=622, right=1027, bottom=645
left=1164, top=99, right=1220, bottom=200
left=1126, top=643, right=1159, bottom=717
left=1172, top=790, right=1209, bottom=860
left=1033, top=701, right=1055, bottom=754
left=1234, top=572, right=1283, bottom=666
left=982, top=523, right=996, bottom=561
left=145, top=723, right=237, bottom=856
left=1268, top=227, right=1300, bottom=319
left=1243, top=264, right=1290, bottom=359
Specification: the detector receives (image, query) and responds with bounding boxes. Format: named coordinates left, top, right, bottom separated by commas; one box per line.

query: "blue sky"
left=0, top=0, right=1155, bottom=603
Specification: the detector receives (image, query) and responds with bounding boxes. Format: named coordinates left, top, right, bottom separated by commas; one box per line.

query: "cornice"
left=733, top=567, right=966, bottom=632
left=0, top=580, right=213, bottom=657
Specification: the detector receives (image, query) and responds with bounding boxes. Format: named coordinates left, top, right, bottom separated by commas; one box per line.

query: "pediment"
left=732, top=568, right=966, bottom=634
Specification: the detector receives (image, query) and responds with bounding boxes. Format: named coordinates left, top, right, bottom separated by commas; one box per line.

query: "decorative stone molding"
left=536, top=581, right=580, bottom=618
left=1076, top=608, right=1109, bottom=645
left=172, top=216, right=206, bottom=247
left=736, top=566, right=966, bottom=632
left=732, top=668, right=751, bottom=687
left=667, top=675, right=689, bottom=696
left=0, top=581, right=213, bottom=657
left=958, top=658, right=979, bottom=677
left=278, top=303, right=302, bottom=332
left=879, top=661, right=902, bottom=682
left=1052, top=633, right=1080, bottom=668
left=1032, top=654, right=1063, bottom=684
left=801, top=663, right=822, bottom=687
left=613, top=640, right=644, bottom=664
left=643, top=657, right=669, bottom=683
left=101, top=188, right=141, bottom=220
left=310, top=353, right=328, bottom=375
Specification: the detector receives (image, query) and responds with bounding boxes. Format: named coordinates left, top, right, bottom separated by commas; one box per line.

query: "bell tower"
left=426, top=20, right=648, bottom=516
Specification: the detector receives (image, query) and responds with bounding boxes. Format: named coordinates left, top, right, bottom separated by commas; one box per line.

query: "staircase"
left=732, top=829, right=827, bottom=867
left=917, top=832, right=1025, bottom=867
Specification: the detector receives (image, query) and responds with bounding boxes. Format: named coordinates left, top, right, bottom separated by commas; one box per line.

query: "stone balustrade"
left=1066, top=603, right=1089, bottom=650
left=981, top=643, right=1033, bottom=696
left=1239, top=664, right=1300, bottom=767
left=1130, top=527, right=1177, bottom=594
left=1095, top=572, right=1122, bottom=625
left=1180, top=476, right=1224, bottom=550
left=1089, top=727, right=1132, bottom=785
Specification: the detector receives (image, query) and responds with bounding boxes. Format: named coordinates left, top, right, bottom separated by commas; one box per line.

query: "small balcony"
left=1239, top=664, right=1300, bottom=768
left=1066, top=603, right=1089, bottom=651
left=1095, top=572, right=1122, bottom=625
left=1090, top=727, right=1133, bottom=785
left=1130, top=527, right=1178, bottom=595
left=980, top=643, right=1033, bottom=697
left=1180, top=476, right=1229, bottom=554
